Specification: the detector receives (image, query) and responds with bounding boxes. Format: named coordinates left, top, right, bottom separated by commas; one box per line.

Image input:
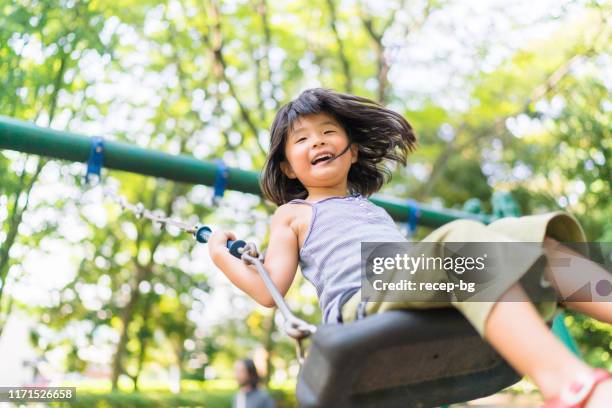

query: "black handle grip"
left=194, top=226, right=247, bottom=258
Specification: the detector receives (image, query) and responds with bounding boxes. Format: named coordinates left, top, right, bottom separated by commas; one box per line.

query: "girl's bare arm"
left=208, top=205, right=299, bottom=307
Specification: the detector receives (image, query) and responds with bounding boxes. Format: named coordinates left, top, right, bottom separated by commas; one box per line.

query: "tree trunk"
left=133, top=292, right=154, bottom=391
left=0, top=159, right=45, bottom=335
left=110, top=264, right=149, bottom=391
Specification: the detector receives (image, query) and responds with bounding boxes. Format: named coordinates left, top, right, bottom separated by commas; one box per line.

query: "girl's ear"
left=280, top=161, right=297, bottom=179
left=350, top=143, right=359, bottom=164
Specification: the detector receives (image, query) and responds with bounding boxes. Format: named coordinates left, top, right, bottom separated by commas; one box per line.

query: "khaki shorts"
left=340, top=211, right=588, bottom=337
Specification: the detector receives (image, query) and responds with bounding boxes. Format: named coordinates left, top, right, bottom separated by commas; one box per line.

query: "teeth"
left=312, top=154, right=332, bottom=164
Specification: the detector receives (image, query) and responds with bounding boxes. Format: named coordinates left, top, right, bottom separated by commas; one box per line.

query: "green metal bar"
left=0, top=115, right=495, bottom=228
left=0, top=115, right=261, bottom=196
left=552, top=314, right=581, bottom=357
left=369, top=196, right=494, bottom=228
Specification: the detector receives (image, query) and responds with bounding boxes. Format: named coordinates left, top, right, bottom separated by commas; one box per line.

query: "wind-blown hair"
left=261, top=88, right=417, bottom=206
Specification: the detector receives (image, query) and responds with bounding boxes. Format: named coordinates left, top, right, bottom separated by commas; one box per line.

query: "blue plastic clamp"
left=85, top=137, right=104, bottom=184
left=406, top=199, right=421, bottom=236
left=213, top=159, right=229, bottom=204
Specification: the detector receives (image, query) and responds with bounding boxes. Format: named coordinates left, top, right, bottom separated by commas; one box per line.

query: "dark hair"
left=261, top=88, right=417, bottom=205
left=240, top=358, right=260, bottom=388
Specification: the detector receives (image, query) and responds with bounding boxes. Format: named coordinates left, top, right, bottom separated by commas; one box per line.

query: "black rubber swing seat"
left=296, top=308, right=521, bottom=408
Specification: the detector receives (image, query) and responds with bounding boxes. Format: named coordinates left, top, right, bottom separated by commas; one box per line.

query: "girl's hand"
left=208, top=229, right=236, bottom=261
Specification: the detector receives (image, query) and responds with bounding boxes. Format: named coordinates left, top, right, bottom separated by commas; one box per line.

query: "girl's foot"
left=541, top=369, right=612, bottom=408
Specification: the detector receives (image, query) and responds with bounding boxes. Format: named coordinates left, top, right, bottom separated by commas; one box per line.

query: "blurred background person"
left=233, top=358, right=275, bottom=408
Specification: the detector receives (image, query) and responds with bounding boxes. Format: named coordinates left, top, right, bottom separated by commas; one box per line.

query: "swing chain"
left=96, top=186, right=318, bottom=338
left=83, top=182, right=317, bottom=363
left=294, top=338, right=307, bottom=365
left=81, top=136, right=200, bottom=235
left=100, top=185, right=200, bottom=234
left=240, top=245, right=317, bottom=363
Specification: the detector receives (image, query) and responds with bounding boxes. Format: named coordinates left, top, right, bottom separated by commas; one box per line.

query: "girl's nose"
left=311, top=134, right=325, bottom=148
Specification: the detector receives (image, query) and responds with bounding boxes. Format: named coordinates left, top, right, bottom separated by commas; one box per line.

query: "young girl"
left=208, top=88, right=612, bottom=407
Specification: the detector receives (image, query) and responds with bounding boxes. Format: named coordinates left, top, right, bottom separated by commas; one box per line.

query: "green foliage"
left=434, top=155, right=492, bottom=208
left=566, top=312, right=612, bottom=370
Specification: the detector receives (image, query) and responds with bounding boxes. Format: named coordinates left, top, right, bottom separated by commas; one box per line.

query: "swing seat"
left=296, top=308, right=520, bottom=408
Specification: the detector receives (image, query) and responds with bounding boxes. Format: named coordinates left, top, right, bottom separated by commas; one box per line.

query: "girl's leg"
left=565, top=301, right=612, bottom=323
left=484, top=282, right=590, bottom=399
left=542, top=236, right=612, bottom=322
left=484, top=282, right=612, bottom=406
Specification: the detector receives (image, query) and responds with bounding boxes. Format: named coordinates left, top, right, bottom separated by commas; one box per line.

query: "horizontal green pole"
left=0, top=115, right=494, bottom=228
left=370, top=196, right=494, bottom=228
left=0, top=115, right=260, bottom=196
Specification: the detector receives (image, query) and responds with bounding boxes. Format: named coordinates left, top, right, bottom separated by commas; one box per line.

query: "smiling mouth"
left=311, top=154, right=334, bottom=165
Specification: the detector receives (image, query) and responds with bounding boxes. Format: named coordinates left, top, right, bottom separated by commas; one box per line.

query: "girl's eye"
left=296, top=137, right=306, bottom=143
left=324, top=130, right=335, bottom=134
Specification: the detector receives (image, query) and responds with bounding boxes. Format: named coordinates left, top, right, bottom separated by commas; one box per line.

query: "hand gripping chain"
left=239, top=243, right=317, bottom=364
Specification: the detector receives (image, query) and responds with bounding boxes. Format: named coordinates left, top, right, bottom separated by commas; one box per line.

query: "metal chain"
left=100, top=186, right=269, bottom=236
left=82, top=180, right=317, bottom=364
left=240, top=245, right=317, bottom=364
left=99, top=184, right=200, bottom=234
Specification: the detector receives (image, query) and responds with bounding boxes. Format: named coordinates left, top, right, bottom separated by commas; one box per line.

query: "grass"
left=48, top=379, right=297, bottom=408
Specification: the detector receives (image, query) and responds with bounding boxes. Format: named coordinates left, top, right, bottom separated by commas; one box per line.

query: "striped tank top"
left=288, top=193, right=407, bottom=324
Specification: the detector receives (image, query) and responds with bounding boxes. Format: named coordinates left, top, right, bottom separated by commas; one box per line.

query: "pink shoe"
left=541, top=369, right=612, bottom=408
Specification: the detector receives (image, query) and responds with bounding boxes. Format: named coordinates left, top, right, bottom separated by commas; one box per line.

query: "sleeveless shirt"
left=287, top=194, right=407, bottom=324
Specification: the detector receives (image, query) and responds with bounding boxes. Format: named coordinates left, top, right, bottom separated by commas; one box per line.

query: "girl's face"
left=281, top=112, right=358, bottom=193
